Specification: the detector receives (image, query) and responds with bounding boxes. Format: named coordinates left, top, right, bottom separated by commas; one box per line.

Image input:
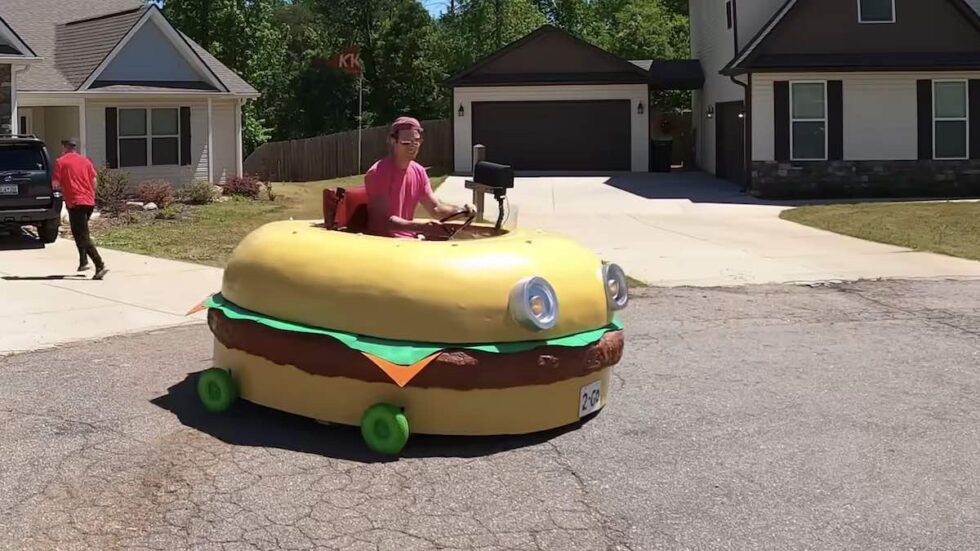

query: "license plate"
left=579, top=380, right=602, bottom=418
left=0, top=184, right=17, bottom=195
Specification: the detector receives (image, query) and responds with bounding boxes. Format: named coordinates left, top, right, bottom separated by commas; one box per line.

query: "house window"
left=858, top=0, right=895, bottom=23
left=726, top=1, right=733, bottom=29
left=118, top=108, right=181, bottom=167
left=790, top=81, right=827, bottom=161
left=934, top=80, right=968, bottom=160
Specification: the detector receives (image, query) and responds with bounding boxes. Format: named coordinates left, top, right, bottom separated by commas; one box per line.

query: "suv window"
left=0, top=144, right=47, bottom=172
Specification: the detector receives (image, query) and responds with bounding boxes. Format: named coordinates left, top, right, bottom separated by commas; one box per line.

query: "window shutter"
left=774, top=81, right=790, bottom=161
left=828, top=81, right=843, bottom=161
left=970, top=80, right=980, bottom=160
left=180, top=106, right=191, bottom=166
left=917, top=80, right=933, bottom=160
left=105, top=108, right=118, bottom=169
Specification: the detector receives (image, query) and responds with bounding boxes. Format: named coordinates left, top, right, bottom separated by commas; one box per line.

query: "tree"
left=163, top=0, right=287, bottom=154
left=435, top=0, right=547, bottom=76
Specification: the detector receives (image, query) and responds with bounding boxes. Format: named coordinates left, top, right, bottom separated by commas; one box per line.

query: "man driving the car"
left=365, top=116, right=472, bottom=239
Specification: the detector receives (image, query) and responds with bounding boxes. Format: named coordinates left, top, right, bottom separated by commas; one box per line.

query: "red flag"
left=323, top=47, right=363, bottom=77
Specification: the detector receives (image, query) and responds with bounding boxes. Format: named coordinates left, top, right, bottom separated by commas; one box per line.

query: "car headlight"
left=509, top=276, right=558, bottom=331
left=602, top=263, right=628, bottom=310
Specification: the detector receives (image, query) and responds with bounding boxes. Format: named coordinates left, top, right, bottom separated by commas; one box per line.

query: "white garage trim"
left=453, top=84, right=650, bottom=173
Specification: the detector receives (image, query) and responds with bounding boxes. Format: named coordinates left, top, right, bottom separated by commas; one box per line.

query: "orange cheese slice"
left=186, top=297, right=209, bottom=316
left=362, top=352, right=439, bottom=387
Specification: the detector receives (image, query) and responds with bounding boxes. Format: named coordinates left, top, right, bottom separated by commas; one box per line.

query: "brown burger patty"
left=209, top=309, right=624, bottom=390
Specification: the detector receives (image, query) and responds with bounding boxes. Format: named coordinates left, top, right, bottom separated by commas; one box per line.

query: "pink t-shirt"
left=364, top=157, right=432, bottom=238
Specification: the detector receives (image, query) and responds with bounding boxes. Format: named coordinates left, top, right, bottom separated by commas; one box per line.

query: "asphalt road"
left=1, top=279, right=979, bottom=550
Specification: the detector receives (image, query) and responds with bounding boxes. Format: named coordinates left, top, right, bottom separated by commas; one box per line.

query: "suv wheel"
left=38, top=220, right=60, bottom=244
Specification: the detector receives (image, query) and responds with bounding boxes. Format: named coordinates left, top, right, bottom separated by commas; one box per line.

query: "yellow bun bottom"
left=215, top=341, right=612, bottom=436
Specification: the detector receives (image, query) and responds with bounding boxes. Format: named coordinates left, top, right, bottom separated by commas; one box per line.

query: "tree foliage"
left=161, top=0, right=690, bottom=153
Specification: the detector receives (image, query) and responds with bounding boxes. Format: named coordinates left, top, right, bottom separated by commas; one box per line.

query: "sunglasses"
left=397, top=138, right=422, bottom=146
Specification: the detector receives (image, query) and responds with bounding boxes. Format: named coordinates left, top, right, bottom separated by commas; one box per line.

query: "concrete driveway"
left=437, top=172, right=980, bottom=287
left=0, top=233, right=220, bottom=355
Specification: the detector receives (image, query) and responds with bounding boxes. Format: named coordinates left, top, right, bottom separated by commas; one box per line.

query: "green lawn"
left=92, top=173, right=448, bottom=267
left=780, top=201, right=980, bottom=261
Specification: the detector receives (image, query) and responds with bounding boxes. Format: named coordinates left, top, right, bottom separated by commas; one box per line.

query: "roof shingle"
left=0, top=0, right=256, bottom=96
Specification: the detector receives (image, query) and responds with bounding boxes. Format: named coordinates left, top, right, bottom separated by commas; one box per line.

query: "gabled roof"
left=0, top=0, right=257, bottom=96
left=446, top=25, right=652, bottom=87
left=723, top=0, right=980, bottom=75
left=0, top=13, right=39, bottom=60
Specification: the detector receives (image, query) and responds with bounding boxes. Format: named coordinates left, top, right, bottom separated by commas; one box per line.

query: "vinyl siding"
left=99, top=17, right=205, bottom=83
left=453, top=84, right=649, bottom=173
left=751, top=71, right=980, bottom=161
left=42, top=106, right=79, bottom=149
left=210, top=100, right=238, bottom=185
left=86, top=99, right=210, bottom=185
left=689, top=0, right=743, bottom=174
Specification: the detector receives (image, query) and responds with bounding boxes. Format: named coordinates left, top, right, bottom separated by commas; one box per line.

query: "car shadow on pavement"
left=152, top=372, right=591, bottom=463
left=0, top=231, right=45, bottom=251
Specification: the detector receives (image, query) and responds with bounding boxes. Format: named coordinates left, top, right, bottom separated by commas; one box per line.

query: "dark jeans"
left=68, top=206, right=104, bottom=269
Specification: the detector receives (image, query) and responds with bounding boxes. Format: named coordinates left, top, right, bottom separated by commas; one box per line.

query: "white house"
left=0, top=0, right=258, bottom=187
left=691, top=0, right=980, bottom=197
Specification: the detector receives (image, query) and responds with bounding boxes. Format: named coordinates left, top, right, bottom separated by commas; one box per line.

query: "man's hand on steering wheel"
left=437, top=206, right=477, bottom=239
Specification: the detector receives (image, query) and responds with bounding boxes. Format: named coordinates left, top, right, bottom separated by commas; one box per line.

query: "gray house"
left=0, top=0, right=258, bottom=186
left=692, top=0, right=980, bottom=197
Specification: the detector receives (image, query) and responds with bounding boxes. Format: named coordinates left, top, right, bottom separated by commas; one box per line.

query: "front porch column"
left=79, top=99, right=87, bottom=155
left=0, top=65, right=12, bottom=134
left=235, top=98, right=243, bottom=178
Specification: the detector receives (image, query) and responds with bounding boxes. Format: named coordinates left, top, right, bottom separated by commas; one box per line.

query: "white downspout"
left=79, top=98, right=87, bottom=156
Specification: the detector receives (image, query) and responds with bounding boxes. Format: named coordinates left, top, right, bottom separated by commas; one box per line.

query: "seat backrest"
left=325, top=186, right=369, bottom=232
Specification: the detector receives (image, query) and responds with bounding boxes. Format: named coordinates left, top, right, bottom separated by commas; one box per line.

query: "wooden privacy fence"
left=244, top=119, right=452, bottom=182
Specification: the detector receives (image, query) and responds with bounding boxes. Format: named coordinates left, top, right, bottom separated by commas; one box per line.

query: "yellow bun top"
left=221, top=220, right=615, bottom=344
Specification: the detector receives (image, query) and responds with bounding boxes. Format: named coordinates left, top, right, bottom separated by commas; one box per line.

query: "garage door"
left=472, top=100, right=631, bottom=171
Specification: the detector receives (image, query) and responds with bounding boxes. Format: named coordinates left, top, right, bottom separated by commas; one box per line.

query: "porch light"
left=637, top=101, right=644, bottom=115
left=458, top=103, right=465, bottom=117
left=706, top=105, right=714, bottom=119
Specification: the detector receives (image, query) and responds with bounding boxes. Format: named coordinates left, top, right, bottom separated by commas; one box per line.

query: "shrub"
left=222, top=174, right=261, bottom=199
left=136, top=180, right=176, bottom=207
left=155, top=204, right=180, bottom=220
left=95, top=166, right=129, bottom=214
left=182, top=179, right=217, bottom=205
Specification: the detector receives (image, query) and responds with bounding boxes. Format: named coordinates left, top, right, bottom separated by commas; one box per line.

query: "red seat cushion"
left=324, top=186, right=369, bottom=233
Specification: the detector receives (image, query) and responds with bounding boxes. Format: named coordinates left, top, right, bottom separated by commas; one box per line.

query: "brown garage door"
left=472, top=100, right=631, bottom=171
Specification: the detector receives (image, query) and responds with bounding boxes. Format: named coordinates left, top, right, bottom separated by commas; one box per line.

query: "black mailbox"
left=473, top=161, right=514, bottom=191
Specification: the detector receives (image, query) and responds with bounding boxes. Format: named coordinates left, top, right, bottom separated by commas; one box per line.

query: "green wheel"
left=360, top=403, right=410, bottom=455
left=197, top=368, right=238, bottom=413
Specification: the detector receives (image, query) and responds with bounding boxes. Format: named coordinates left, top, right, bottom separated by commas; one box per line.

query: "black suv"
left=0, top=134, right=62, bottom=244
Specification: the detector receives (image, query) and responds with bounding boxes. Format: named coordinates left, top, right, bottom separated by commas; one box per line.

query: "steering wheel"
left=438, top=208, right=476, bottom=240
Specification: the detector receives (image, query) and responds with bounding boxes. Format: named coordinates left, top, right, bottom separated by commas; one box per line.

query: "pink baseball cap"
left=391, top=116, right=423, bottom=135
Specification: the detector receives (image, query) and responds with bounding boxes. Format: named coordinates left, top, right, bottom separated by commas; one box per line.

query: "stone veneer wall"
left=751, top=160, right=980, bottom=199
left=0, top=65, right=10, bottom=134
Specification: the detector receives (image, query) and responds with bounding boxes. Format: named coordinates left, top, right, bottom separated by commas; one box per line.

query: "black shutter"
left=105, top=108, right=118, bottom=169
left=180, top=106, right=191, bottom=166
left=970, top=80, right=980, bottom=159
left=828, top=80, right=843, bottom=161
left=774, top=81, right=790, bottom=161
left=917, top=80, right=933, bottom=160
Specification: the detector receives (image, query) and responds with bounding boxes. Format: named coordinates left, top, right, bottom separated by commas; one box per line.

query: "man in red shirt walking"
left=53, top=138, right=108, bottom=280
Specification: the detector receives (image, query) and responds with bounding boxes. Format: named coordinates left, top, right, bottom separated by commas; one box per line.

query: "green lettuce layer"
left=206, top=293, right=623, bottom=366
